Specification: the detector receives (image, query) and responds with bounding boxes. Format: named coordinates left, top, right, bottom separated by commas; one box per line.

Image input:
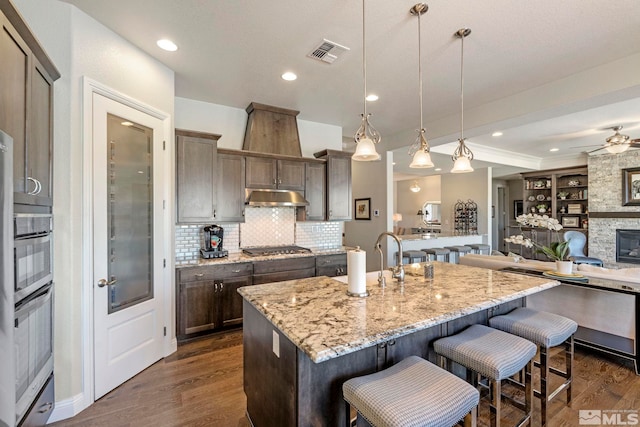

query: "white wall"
left=14, top=0, right=175, bottom=411
left=175, top=97, right=342, bottom=155
left=344, top=152, right=394, bottom=272
left=441, top=169, right=491, bottom=239
left=395, top=176, right=441, bottom=230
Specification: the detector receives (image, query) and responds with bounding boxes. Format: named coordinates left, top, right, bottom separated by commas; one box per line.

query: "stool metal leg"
left=566, top=335, right=574, bottom=405
left=539, top=345, right=549, bottom=427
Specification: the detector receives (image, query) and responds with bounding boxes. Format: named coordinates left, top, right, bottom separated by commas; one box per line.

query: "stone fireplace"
left=616, top=229, right=640, bottom=264
left=588, top=150, right=640, bottom=268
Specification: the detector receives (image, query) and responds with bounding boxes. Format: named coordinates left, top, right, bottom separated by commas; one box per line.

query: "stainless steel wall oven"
left=14, top=214, right=52, bottom=303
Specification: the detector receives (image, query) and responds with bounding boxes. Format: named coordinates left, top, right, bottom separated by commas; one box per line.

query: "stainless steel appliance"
left=1, top=130, right=15, bottom=427
left=14, top=284, right=54, bottom=425
left=242, top=245, right=312, bottom=257
left=14, top=214, right=53, bottom=303
left=200, top=224, right=228, bottom=259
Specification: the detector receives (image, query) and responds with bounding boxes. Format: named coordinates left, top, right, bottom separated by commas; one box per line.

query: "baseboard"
left=47, top=392, right=90, bottom=424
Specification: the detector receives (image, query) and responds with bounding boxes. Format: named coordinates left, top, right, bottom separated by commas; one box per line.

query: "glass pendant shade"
left=451, top=155, right=474, bottom=173
left=352, top=136, right=381, bottom=161
left=410, top=181, right=421, bottom=192
left=409, top=148, right=434, bottom=168
left=605, top=143, right=629, bottom=154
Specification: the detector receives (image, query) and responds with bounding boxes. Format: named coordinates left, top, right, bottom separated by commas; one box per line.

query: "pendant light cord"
left=460, top=31, right=464, bottom=141
left=362, top=0, right=367, bottom=118
left=418, top=10, right=423, bottom=132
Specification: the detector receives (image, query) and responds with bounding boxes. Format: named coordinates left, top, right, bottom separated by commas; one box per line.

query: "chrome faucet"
left=374, top=232, right=405, bottom=286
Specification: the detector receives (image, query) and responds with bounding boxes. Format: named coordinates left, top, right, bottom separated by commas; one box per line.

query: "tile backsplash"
left=175, top=207, right=343, bottom=265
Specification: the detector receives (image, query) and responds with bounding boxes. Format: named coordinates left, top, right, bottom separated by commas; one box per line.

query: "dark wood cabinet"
left=252, top=256, right=316, bottom=285
left=1, top=6, right=58, bottom=206
left=216, top=152, right=246, bottom=222
left=176, top=263, right=252, bottom=340
left=314, top=150, right=352, bottom=221
left=245, top=155, right=305, bottom=191
left=315, top=254, right=347, bottom=277
left=176, top=130, right=220, bottom=223
left=303, top=162, right=326, bottom=221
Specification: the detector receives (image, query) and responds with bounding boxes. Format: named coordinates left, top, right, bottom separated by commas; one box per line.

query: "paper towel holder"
left=346, top=246, right=370, bottom=297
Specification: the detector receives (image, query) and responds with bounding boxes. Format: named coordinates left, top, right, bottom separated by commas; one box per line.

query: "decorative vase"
left=538, top=208, right=546, bottom=213
left=555, top=260, right=573, bottom=275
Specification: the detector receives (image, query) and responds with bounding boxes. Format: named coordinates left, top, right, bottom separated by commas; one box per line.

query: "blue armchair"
left=563, top=230, right=604, bottom=266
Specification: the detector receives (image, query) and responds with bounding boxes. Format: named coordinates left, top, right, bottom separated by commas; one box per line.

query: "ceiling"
left=61, top=0, right=640, bottom=178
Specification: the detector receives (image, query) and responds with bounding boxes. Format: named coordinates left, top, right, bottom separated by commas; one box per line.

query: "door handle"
left=98, top=278, right=117, bottom=287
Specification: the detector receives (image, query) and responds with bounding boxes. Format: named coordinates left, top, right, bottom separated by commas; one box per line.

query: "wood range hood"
left=242, top=102, right=302, bottom=157
left=242, top=102, right=309, bottom=207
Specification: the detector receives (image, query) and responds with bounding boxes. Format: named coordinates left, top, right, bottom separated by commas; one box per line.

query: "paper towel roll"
left=347, top=247, right=367, bottom=295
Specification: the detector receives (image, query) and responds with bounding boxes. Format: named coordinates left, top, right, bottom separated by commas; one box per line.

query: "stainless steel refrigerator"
left=0, top=129, right=14, bottom=427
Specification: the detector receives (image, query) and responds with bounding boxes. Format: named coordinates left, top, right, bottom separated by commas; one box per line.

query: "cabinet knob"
left=213, top=209, right=217, bottom=218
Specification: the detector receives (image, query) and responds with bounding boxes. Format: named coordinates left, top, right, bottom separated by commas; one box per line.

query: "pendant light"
left=352, top=0, right=381, bottom=161
left=450, top=28, right=474, bottom=173
left=410, top=181, right=421, bottom=192
left=408, top=3, right=434, bottom=169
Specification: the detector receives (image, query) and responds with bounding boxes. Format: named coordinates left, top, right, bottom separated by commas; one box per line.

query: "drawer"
left=316, top=265, right=346, bottom=278
left=19, top=373, right=54, bottom=427
left=253, top=267, right=316, bottom=285
left=253, top=256, right=315, bottom=274
left=178, top=263, right=253, bottom=283
left=315, top=254, right=346, bottom=268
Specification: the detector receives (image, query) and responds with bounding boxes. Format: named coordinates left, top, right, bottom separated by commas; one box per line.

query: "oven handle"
left=15, top=284, right=53, bottom=319
left=14, top=234, right=51, bottom=246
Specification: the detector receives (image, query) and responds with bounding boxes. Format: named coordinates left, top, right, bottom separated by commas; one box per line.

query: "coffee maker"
left=200, top=224, right=228, bottom=259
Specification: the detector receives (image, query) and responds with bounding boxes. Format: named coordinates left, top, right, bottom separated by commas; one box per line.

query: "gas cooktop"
left=242, top=245, right=312, bottom=257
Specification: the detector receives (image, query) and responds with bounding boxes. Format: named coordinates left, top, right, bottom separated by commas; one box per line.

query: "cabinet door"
left=216, top=153, right=246, bottom=222
left=0, top=15, right=29, bottom=196
left=246, top=156, right=277, bottom=189
left=277, top=159, right=305, bottom=191
left=220, top=275, right=252, bottom=327
left=305, top=162, right=326, bottom=220
left=326, top=155, right=352, bottom=221
left=178, top=280, right=219, bottom=337
left=315, top=254, right=347, bottom=277
left=27, top=59, right=54, bottom=205
left=176, top=133, right=217, bottom=223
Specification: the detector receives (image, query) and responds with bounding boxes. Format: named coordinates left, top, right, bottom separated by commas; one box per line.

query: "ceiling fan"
left=573, top=126, right=640, bottom=154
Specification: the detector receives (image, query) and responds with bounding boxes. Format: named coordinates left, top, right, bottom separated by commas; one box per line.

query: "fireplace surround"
left=616, top=229, right=640, bottom=265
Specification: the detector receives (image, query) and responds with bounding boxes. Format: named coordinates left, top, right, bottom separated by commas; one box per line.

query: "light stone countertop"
left=238, top=261, right=560, bottom=363
left=399, top=233, right=487, bottom=241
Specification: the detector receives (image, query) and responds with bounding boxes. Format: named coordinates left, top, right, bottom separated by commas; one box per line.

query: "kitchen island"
left=238, top=262, right=559, bottom=426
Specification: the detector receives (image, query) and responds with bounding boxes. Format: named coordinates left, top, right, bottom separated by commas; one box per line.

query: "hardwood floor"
left=51, top=330, right=640, bottom=427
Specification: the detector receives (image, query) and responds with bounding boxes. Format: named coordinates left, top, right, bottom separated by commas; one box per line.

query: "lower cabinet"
left=315, top=254, right=347, bottom=277
left=176, top=263, right=252, bottom=341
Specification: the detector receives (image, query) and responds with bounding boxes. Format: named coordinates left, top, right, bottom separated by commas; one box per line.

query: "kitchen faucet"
left=374, top=232, right=405, bottom=286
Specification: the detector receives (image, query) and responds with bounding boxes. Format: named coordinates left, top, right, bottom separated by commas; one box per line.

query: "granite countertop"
left=176, top=246, right=349, bottom=268
left=399, top=233, right=487, bottom=241
left=238, top=262, right=560, bottom=363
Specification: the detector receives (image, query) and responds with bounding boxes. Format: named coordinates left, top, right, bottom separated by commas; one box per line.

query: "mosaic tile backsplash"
left=175, top=207, right=343, bottom=265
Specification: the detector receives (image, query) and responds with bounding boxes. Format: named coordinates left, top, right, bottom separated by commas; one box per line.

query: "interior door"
left=92, top=93, right=165, bottom=399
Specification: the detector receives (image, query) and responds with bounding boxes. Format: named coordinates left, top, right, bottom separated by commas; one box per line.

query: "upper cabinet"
left=216, top=151, right=246, bottom=222
left=1, top=3, right=60, bottom=206
left=314, top=150, right=352, bottom=221
left=303, top=162, right=326, bottom=221
left=245, top=155, right=305, bottom=191
left=176, top=130, right=220, bottom=223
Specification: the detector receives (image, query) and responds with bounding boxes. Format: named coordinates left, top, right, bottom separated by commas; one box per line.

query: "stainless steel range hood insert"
left=245, top=189, right=309, bottom=207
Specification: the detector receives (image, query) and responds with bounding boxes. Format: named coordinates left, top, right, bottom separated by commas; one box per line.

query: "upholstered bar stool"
left=434, top=324, right=536, bottom=427
left=395, top=250, right=427, bottom=265
left=343, top=355, right=479, bottom=427
left=489, top=308, right=578, bottom=427
left=422, top=247, right=450, bottom=263
left=468, top=244, right=491, bottom=255
left=444, top=245, right=472, bottom=264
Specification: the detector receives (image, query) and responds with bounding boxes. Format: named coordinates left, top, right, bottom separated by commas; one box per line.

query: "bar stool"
left=343, top=355, right=479, bottom=427
left=395, top=250, right=427, bottom=264
left=444, top=245, right=472, bottom=264
left=468, top=244, right=491, bottom=255
left=489, top=308, right=577, bottom=427
left=422, top=247, right=450, bottom=263
left=434, top=325, right=536, bottom=427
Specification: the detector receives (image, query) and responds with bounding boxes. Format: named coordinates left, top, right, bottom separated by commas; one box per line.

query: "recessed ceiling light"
left=121, top=121, right=133, bottom=127
left=491, top=131, right=503, bottom=137
left=435, top=168, right=442, bottom=171
left=549, top=148, right=559, bottom=152
left=156, top=39, right=178, bottom=51
left=365, top=94, right=378, bottom=102
left=392, top=162, right=396, bottom=165
left=281, top=72, right=297, bottom=81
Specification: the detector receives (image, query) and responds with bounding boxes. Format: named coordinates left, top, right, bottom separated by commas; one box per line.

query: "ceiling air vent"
left=308, top=39, right=350, bottom=64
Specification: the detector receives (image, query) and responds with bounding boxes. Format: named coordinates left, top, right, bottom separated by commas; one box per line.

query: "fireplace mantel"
left=589, top=212, right=640, bottom=218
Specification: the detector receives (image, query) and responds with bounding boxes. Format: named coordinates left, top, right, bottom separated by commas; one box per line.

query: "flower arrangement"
left=504, top=213, right=569, bottom=261
left=557, top=191, right=569, bottom=199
